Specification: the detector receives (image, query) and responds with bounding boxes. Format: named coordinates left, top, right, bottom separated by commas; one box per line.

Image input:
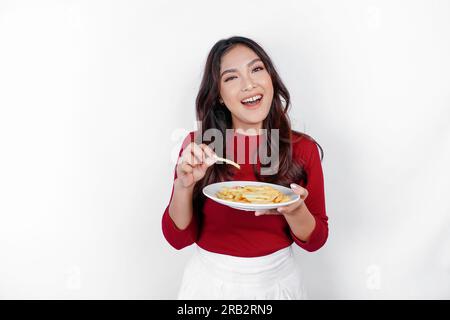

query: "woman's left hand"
left=254, top=183, right=308, bottom=217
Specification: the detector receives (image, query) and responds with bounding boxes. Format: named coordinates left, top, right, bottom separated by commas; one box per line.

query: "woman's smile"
left=219, top=44, right=274, bottom=130
left=240, top=94, right=264, bottom=109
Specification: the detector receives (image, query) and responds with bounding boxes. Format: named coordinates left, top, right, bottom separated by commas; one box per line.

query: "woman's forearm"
left=168, top=178, right=195, bottom=230
left=284, top=202, right=316, bottom=242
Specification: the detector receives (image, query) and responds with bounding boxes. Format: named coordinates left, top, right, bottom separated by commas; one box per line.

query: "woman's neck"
left=233, top=127, right=263, bottom=136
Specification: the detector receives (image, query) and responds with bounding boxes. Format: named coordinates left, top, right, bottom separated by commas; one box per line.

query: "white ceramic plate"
left=202, top=181, right=299, bottom=211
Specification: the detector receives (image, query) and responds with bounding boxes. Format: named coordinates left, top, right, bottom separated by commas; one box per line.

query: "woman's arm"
left=253, top=137, right=329, bottom=251
left=161, top=132, right=216, bottom=250
left=289, top=140, right=329, bottom=252
left=168, top=179, right=195, bottom=230
left=161, top=176, right=198, bottom=250
left=283, top=201, right=316, bottom=242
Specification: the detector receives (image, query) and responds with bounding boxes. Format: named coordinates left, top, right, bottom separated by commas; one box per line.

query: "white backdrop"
left=0, top=0, right=449, bottom=299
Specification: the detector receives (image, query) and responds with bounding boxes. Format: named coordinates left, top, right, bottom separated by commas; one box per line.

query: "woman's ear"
left=219, top=97, right=224, bottom=104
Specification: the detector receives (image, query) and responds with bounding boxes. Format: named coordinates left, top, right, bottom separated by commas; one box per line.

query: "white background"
left=0, top=0, right=449, bottom=299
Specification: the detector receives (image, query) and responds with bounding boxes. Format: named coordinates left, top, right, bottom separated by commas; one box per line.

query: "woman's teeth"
left=241, top=94, right=263, bottom=105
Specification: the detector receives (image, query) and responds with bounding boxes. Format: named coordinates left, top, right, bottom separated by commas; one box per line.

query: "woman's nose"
left=241, top=80, right=256, bottom=92
left=240, top=72, right=257, bottom=91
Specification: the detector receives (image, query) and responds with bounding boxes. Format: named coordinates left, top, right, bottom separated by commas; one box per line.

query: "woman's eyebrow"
left=220, top=58, right=262, bottom=78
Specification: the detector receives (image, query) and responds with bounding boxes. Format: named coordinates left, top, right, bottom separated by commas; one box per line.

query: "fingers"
left=276, top=202, right=301, bottom=215
left=179, top=143, right=203, bottom=166
left=291, top=183, right=308, bottom=200
left=177, top=142, right=217, bottom=175
left=177, top=143, right=197, bottom=176
left=180, top=162, right=193, bottom=174
left=254, top=209, right=280, bottom=216
left=190, top=143, right=205, bottom=165
left=199, top=143, right=217, bottom=166
left=255, top=184, right=309, bottom=216
left=275, top=184, right=309, bottom=215
left=254, top=203, right=300, bottom=216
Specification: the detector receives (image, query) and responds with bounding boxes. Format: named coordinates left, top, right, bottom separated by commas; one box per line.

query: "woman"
left=162, top=36, right=328, bottom=299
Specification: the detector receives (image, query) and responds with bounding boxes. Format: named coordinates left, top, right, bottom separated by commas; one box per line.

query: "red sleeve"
left=161, top=132, right=199, bottom=250
left=290, top=139, right=329, bottom=252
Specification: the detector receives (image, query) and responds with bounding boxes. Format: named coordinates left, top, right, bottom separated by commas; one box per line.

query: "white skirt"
left=177, top=245, right=307, bottom=300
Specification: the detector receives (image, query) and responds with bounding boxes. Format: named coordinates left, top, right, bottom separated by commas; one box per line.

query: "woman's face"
left=219, top=45, right=274, bottom=133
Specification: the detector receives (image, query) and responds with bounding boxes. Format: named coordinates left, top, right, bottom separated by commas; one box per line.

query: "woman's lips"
left=241, top=96, right=263, bottom=109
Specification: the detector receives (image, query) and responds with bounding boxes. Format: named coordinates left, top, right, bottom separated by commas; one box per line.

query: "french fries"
left=215, top=185, right=292, bottom=204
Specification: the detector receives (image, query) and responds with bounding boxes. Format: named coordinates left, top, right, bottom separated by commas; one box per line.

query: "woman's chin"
left=244, top=107, right=270, bottom=120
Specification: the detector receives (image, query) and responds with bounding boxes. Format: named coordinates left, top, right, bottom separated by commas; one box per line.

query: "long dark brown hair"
left=192, top=36, right=323, bottom=214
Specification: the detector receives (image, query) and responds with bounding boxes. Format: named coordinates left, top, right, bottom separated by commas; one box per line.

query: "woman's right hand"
left=176, top=142, right=217, bottom=189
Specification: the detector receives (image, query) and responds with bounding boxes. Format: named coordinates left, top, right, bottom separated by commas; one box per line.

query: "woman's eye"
left=224, top=76, right=236, bottom=82
left=224, top=67, right=264, bottom=82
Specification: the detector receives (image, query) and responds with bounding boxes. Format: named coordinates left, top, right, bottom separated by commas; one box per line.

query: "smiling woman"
left=219, top=47, right=273, bottom=121
left=161, top=36, right=328, bottom=300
